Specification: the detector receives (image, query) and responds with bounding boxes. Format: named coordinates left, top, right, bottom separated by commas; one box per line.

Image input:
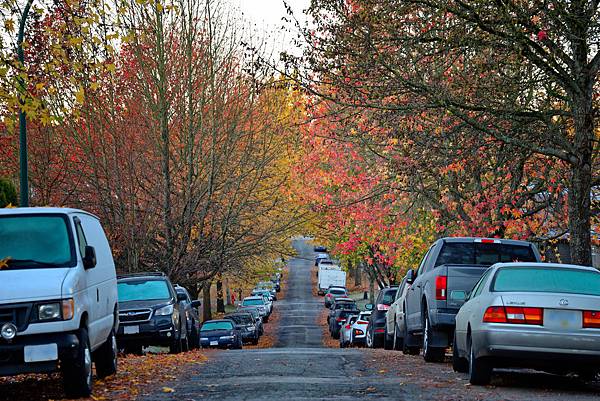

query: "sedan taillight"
left=583, top=311, right=600, bottom=328
left=483, top=306, right=543, bottom=325
left=354, top=329, right=364, bottom=335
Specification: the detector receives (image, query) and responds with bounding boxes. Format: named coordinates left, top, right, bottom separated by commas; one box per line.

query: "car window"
left=118, top=279, right=171, bottom=301
left=201, top=321, right=234, bottom=331
left=416, top=248, right=432, bottom=276
left=242, top=299, right=265, bottom=306
left=492, top=267, right=600, bottom=296
left=380, top=289, right=397, bottom=305
left=73, top=218, right=88, bottom=258
left=471, top=268, right=493, bottom=299
left=435, top=243, right=536, bottom=267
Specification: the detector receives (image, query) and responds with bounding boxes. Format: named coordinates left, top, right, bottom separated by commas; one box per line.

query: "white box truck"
left=317, top=268, right=346, bottom=295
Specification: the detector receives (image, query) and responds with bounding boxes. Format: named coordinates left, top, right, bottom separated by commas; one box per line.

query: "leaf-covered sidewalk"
left=0, top=350, right=207, bottom=401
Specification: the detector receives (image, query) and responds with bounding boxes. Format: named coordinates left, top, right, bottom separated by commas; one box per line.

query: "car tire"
left=94, top=329, right=118, bottom=378
left=62, top=328, right=93, bottom=399
left=422, top=312, right=445, bottom=362
left=452, top=331, right=468, bottom=373
left=252, top=337, right=259, bottom=345
left=392, top=323, right=402, bottom=351
left=332, top=330, right=340, bottom=340
left=169, top=336, right=183, bottom=354
left=402, top=319, right=420, bottom=355
left=468, top=337, right=492, bottom=385
left=383, top=326, right=393, bottom=350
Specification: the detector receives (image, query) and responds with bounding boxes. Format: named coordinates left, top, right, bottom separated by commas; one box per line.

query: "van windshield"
left=0, top=215, right=75, bottom=269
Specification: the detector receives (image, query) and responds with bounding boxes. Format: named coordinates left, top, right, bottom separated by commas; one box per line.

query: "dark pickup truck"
left=403, top=237, right=542, bottom=362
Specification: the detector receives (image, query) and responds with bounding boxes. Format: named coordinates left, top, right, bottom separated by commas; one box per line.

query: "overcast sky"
left=229, top=0, right=311, bottom=55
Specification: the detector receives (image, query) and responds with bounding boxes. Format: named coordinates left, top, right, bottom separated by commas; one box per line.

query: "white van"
left=0, top=207, right=118, bottom=397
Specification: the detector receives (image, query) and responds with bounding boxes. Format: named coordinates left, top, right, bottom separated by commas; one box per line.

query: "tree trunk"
left=202, top=282, right=212, bottom=322
left=368, top=274, right=375, bottom=304
left=216, top=278, right=225, bottom=313
left=568, top=94, right=593, bottom=266
left=225, top=278, right=231, bottom=306
left=354, top=261, right=362, bottom=287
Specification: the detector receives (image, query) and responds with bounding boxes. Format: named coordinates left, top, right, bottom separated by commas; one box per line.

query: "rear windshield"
left=492, top=267, right=600, bottom=296
left=243, top=299, right=264, bottom=306
left=380, top=290, right=397, bottom=305
left=201, top=321, right=233, bottom=331
left=118, top=280, right=171, bottom=301
left=435, top=243, right=536, bottom=266
left=329, top=289, right=346, bottom=295
left=0, top=215, right=75, bottom=268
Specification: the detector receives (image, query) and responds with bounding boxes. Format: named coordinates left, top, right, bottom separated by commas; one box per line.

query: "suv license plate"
left=210, top=341, right=218, bottom=346
left=24, top=344, right=58, bottom=363
left=124, top=325, right=139, bottom=335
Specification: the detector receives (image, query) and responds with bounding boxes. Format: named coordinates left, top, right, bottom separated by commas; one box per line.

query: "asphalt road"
left=139, top=238, right=600, bottom=401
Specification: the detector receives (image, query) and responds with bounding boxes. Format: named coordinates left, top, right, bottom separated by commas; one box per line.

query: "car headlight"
left=38, top=303, right=61, bottom=320
left=219, top=335, right=234, bottom=340
left=155, top=304, right=174, bottom=316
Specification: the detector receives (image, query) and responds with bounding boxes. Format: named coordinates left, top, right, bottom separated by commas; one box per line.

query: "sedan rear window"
left=435, top=243, right=536, bottom=266
left=492, top=267, right=600, bottom=296
left=201, top=321, right=234, bottom=331
left=242, top=299, right=264, bottom=306
left=329, top=289, right=346, bottom=295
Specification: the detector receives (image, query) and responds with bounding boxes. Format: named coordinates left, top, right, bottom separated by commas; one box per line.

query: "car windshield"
left=435, top=243, right=536, bottom=266
left=243, top=299, right=264, bottom=306
left=329, top=289, right=346, bottom=295
left=381, top=290, right=397, bottom=305
left=201, top=321, right=233, bottom=331
left=118, top=280, right=171, bottom=301
left=0, top=215, right=74, bottom=268
left=225, top=315, right=253, bottom=325
left=492, top=267, right=600, bottom=296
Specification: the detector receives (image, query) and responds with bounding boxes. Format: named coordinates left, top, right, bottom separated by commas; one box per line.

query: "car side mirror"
left=177, top=292, right=187, bottom=302
left=364, top=304, right=374, bottom=311
left=191, top=300, right=201, bottom=308
left=83, top=245, right=97, bottom=269
left=406, top=269, right=415, bottom=284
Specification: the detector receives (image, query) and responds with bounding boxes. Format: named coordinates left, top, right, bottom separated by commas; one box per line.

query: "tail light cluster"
left=376, top=304, right=390, bottom=311
left=435, top=275, right=447, bottom=300
left=336, top=317, right=345, bottom=322
left=583, top=311, right=600, bottom=328
left=483, top=306, right=543, bottom=325
left=354, top=329, right=364, bottom=335
left=374, top=328, right=385, bottom=334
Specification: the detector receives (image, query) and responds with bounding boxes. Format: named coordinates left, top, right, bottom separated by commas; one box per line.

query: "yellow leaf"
left=4, top=19, right=15, bottom=33
left=75, top=87, right=85, bottom=104
left=162, top=387, right=175, bottom=393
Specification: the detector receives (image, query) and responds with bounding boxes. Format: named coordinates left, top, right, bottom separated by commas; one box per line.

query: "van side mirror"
left=364, top=304, right=374, bottom=311
left=406, top=269, right=415, bottom=284
left=177, top=292, right=188, bottom=302
left=191, top=300, right=201, bottom=308
left=83, top=246, right=97, bottom=269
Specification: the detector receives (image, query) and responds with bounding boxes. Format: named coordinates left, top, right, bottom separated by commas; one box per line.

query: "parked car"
left=404, top=237, right=542, bottom=362
left=324, top=286, right=348, bottom=308
left=116, top=272, right=189, bottom=354
left=0, top=207, right=119, bottom=398
left=236, top=306, right=264, bottom=335
left=314, top=245, right=328, bottom=253
left=327, top=297, right=357, bottom=323
left=365, top=287, right=398, bottom=348
left=315, top=253, right=329, bottom=266
left=174, top=285, right=202, bottom=349
left=252, top=288, right=275, bottom=304
left=339, top=314, right=359, bottom=348
left=329, top=307, right=359, bottom=339
left=256, top=281, right=277, bottom=300
left=224, top=312, right=259, bottom=345
left=453, top=262, right=600, bottom=385
left=384, top=276, right=412, bottom=352
left=349, top=311, right=372, bottom=346
left=199, top=320, right=242, bottom=349
left=241, top=296, right=270, bottom=322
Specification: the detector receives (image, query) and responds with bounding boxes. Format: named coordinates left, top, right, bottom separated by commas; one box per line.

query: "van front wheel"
left=95, top=329, right=118, bottom=378
left=63, top=328, right=93, bottom=398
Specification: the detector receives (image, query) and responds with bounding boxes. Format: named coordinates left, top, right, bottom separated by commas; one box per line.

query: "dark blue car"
left=199, top=320, right=242, bottom=349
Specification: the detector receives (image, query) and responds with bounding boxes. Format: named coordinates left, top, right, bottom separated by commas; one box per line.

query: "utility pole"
left=17, top=0, right=34, bottom=207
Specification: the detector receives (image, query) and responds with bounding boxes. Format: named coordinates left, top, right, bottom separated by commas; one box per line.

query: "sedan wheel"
left=451, top=331, right=468, bottom=373
left=468, top=338, right=492, bottom=385
left=366, top=328, right=373, bottom=348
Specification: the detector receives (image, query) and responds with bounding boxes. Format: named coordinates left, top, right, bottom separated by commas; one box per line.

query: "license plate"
left=545, top=309, right=581, bottom=330
left=210, top=341, right=218, bottom=346
left=24, top=344, right=58, bottom=363
left=124, top=325, right=139, bottom=335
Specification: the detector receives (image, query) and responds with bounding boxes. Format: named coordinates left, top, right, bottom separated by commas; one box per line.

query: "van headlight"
left=38, top=303, right=61, bottom=320
left=155, top=304, right=174, bottom=316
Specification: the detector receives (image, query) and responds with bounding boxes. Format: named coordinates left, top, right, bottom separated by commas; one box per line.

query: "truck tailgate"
left=446, top=264, right=489, bottom=310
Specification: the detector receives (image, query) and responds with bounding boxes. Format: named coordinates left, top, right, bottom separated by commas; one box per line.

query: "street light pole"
left=17, top=0, right=33, bottom=207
